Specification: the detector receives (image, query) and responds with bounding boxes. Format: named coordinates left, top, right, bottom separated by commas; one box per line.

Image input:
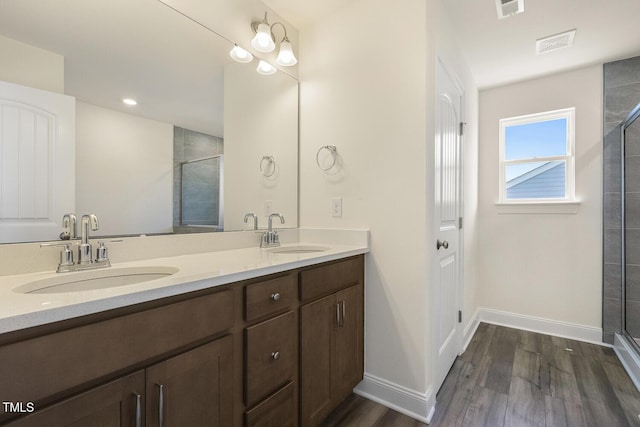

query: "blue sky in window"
left=505, top=118, right=567, bottom=181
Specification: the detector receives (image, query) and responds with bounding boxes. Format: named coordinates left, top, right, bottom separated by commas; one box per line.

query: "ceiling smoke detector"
left=536, top=29, right=577, bottom=55
left=496, top=0, right=524, bottom=19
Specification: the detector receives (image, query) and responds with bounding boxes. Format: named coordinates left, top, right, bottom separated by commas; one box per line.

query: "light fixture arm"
left=270, top=21, right=289, bottom=43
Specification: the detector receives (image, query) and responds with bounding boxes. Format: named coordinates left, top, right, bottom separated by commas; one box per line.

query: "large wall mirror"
left=0, top=0, right=298, bottom=244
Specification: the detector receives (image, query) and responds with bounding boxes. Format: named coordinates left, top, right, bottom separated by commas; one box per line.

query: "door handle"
left=133, top=392, right=142, bottom=427
left=436, top=240, right=449, bottom=250
left=157, top=383, right=164, bottom=427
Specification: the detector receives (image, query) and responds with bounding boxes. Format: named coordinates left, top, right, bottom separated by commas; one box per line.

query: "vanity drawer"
left=299, top=256, right=363, bottom=303
left=245, top=382, right=294, bottom=427
left=0, top=289, right=233, bottom=412
left=245, top=274, right=296, bottom=322
left=245, top=311, right=295, bottom=407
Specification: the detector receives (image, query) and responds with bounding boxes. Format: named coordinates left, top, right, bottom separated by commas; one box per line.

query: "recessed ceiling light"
left=122, top=98, right=137, bottom=106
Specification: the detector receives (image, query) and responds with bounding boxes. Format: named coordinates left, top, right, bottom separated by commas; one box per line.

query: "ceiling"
left=263, top=0, right=640, bottom=90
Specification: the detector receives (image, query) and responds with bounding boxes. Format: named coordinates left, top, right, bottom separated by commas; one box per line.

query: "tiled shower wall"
left=603, top=55, right=640, bottom=344
left=173, top=127, right=223, bottom=231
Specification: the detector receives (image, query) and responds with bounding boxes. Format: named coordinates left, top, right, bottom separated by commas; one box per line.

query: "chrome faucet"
left=41, top=213, right=110, bottom=273
left=60, top=213, right=77, bottom=240
left=244, top=213, right=258, bottom=230
left=261, top=213, right=285, bottom=248
left=79, top=214, right=99, bottom=264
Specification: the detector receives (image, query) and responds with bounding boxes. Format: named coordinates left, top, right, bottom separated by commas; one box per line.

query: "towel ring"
left=316, top=145, right=337, bottom=171
left=260, top=155, right=276, bottom=177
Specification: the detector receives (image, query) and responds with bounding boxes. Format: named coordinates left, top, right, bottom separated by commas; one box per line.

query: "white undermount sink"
left=14, top=266, right=179, bottom=294
left=267, top=245, right=330, bottom=254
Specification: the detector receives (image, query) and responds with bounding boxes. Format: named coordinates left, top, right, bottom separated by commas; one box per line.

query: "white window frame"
left=498, top=107, right=576, bottom=204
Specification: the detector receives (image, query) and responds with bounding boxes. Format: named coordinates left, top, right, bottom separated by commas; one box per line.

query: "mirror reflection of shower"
left=173, top=126, right=224, bottom=233
left=181, top=156, right=224, bottom=230
left=623, top=101, right=640, bottom=349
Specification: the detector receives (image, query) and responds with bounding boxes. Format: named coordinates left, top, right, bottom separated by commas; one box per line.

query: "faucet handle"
left=40, top=242, right=74, bottom=267
left=96, top=241, right=109, bottom=263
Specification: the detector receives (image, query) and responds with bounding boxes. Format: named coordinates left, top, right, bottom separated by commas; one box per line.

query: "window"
left=499, top=108, right=575, bottom=203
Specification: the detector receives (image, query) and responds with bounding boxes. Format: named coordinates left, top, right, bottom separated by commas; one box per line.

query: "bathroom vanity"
left=0, top=236, right=366, bottom=427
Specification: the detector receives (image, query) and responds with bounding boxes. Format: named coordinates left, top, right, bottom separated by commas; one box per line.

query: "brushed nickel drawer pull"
left=341, top=301, right=346, bottom=327
left=271, top=292, right=281, bottom=301
left=133, top=392, right=142, bottom=427
left=157, top=383, right=164, bottom=427
left=272, top=351, right=281, bottom=360
left=336, top=303, right=341, bottom=326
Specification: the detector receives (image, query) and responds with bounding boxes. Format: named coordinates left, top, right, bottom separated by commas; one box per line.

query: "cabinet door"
left=146, top=335, right=233, bottom=427
left=333, top=284, right=364, bottom=402
left=300, top=294, right=335, bottom=427
left=4, top=370, right=144, bottom=427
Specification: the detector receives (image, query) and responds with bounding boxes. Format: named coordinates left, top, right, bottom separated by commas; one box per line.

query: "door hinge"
left=458, top=217, right=463, bottom=229
left=459, top=122, right=466, bottom=136
left=458, top=310, right=462, bottom=323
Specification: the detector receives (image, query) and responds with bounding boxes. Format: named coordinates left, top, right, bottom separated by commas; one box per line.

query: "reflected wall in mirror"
left=0, top=0, right=299, bottom=244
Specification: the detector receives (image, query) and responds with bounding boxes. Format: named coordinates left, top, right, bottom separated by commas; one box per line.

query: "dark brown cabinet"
left=146, top=336, right=233, bottom=427
left=0, top=255, right=364, bottom=427
left=243, top=273, right=298, bottom=427
left=299, top=257, right=364, bottom=427
left=4, top=370, right=145, bottom=427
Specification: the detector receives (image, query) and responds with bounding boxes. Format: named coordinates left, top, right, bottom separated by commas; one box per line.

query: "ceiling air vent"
left=496, top=0, right=524, bottom=19
left=536, top=29, right=577, bottom=55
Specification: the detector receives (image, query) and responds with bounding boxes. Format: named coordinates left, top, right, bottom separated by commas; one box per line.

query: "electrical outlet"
left=264, top=200, right=273, bottom=217
left=331, top=197, right=342, bottom=218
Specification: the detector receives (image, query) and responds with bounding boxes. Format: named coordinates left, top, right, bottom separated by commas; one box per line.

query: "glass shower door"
left=624, top=103, right=640, bottom=347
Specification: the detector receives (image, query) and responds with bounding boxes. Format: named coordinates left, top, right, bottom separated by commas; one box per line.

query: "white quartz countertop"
left=0, top=241, right=368, bottom=334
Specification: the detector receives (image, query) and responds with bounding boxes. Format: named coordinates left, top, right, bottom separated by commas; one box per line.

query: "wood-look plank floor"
left=321, top=323, right=640, bottom=427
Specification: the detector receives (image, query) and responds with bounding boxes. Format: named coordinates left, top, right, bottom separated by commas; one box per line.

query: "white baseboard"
left=477, top=307, right=603, bottom=345
left=462, top=307, right=481, bottom=352
left=353, top=373, right=435, bottom=424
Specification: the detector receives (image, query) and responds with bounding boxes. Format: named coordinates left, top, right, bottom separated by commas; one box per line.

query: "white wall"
left=299, top=0, right=478, bottom=419
left=0, top=34, right=64, bottom=94
left=300, top=0, right=429, bottom=394
left=76, top=102, right=173, bottom=236
left=223, top=62, right=298, bottom=231
left=477, top=65, right=603, bottom=328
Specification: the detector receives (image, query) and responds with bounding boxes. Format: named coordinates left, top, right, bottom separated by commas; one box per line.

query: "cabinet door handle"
left=271, top=351, right=281, bottom=360
left=157, top=383, right=164, bottom=427
left=341, top=301, right=346, bottom=327
left=271, top=292, right=281, bottom=301
left=133, top=392, right=142, bottom=427
left=336, top=302, right=341, bottom=326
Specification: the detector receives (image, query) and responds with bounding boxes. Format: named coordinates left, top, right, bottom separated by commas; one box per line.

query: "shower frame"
left=621, top=102, right=640, bottom=351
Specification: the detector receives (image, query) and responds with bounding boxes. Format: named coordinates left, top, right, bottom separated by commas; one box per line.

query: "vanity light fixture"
left=122, top=98, right=137, bottom=106
left=229, top=44, right=254, bottom=63
left=256, top=60, right=277, bottom=75
left=251, top=12, right=297, bottom=67
left=276, top=39, right=297, bottom=67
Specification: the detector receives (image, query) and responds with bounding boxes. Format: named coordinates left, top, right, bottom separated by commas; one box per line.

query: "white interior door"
left=0, top=80, right=75, bottom=243
left=434, top=60, right=463, bottom=392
